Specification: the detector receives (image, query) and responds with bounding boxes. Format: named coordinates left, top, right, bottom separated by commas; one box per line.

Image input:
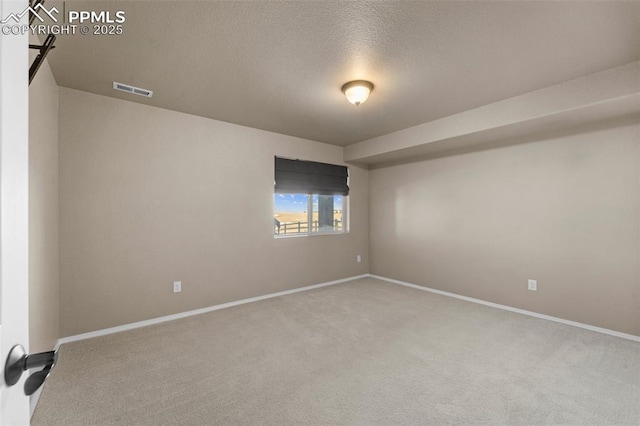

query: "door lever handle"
left=24, top=349, right=57, bottom=370
left=4, top=344, right=58, bottom=395
left=24, top=364, right=54, bottom=396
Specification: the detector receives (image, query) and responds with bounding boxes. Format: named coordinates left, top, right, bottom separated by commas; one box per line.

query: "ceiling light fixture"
left=341, top=80, right=374, bottom=106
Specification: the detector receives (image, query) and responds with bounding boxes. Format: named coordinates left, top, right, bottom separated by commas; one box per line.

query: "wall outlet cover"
left=173, top=281, right=182, bottom=293
left=528, top=279, right=537, bottom=291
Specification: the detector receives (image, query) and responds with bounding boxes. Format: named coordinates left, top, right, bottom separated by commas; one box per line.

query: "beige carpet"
left=33, top=278, right=640, bottom=425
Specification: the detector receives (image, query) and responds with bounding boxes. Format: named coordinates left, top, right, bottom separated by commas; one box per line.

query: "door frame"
left=1, top=0, right=31, bottom=424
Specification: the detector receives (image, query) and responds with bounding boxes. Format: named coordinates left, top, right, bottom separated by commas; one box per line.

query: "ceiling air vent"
left=112, top=81, right=153, bottom=98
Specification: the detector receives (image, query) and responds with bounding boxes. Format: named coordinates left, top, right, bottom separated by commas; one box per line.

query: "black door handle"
left=4, top=344, right=58, bottom=395
left=24, top=364, right=55, bottom=396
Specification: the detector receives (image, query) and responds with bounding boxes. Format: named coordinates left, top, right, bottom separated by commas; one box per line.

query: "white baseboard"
left=57, top=274, right=369, bottom=346
left=369, top=274, right=640, bottom=343
left=55, top=272, right=640, bottom=347
left=33, top=274, right=365, bottom=418
left=33, top=272, right=636, bottom=418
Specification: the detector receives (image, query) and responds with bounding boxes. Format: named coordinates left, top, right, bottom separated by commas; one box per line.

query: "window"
left=274, top=193, right=346, bottom=236
left=274, top=157, right=348, bottom=237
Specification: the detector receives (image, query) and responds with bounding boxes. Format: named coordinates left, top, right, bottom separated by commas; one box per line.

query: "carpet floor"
left=33, top=278, right=640, bottom=425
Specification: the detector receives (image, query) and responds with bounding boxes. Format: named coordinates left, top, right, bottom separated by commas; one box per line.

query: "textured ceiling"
left=45, top=1, right=640, bottom=146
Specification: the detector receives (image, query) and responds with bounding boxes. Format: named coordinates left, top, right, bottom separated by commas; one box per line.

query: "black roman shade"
left=274, top=157, right=349, bottom=196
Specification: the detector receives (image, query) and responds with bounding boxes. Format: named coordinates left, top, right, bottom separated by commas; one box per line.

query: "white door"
left=0, top=0, right=30, bottom=424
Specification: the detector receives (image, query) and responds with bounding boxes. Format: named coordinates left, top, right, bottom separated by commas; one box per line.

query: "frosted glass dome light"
left=341, top=80, right=374, bottom=106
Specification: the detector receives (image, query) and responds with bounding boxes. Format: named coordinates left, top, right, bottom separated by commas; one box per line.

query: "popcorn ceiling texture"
left=46, top=1, right=639, bottom=145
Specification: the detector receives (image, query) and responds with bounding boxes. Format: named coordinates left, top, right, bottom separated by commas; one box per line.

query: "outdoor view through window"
left=274, top=194, right=345, bottom=236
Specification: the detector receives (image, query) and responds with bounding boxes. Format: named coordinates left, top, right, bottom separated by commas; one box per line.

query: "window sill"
left=274, top=231, right=349, bottom=239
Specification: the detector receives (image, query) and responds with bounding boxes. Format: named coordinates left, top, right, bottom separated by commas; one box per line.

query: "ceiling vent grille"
left=112, top=81, right=153, bottom=98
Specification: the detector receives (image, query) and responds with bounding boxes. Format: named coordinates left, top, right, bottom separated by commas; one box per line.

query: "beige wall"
left=53, top=87, right=639, bottom=338
left=58, top=88, right=369, bottom=337
left=369, top=118, right=639, bottom=336
left=29, top=53, right=59, bottom=351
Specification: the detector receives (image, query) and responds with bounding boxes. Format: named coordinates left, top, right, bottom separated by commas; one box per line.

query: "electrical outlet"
left=356, top=254, right=362, bottom=263
left=173, top=281, right=182, bottom=293
left=528, top=279, right=537, bottom=291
